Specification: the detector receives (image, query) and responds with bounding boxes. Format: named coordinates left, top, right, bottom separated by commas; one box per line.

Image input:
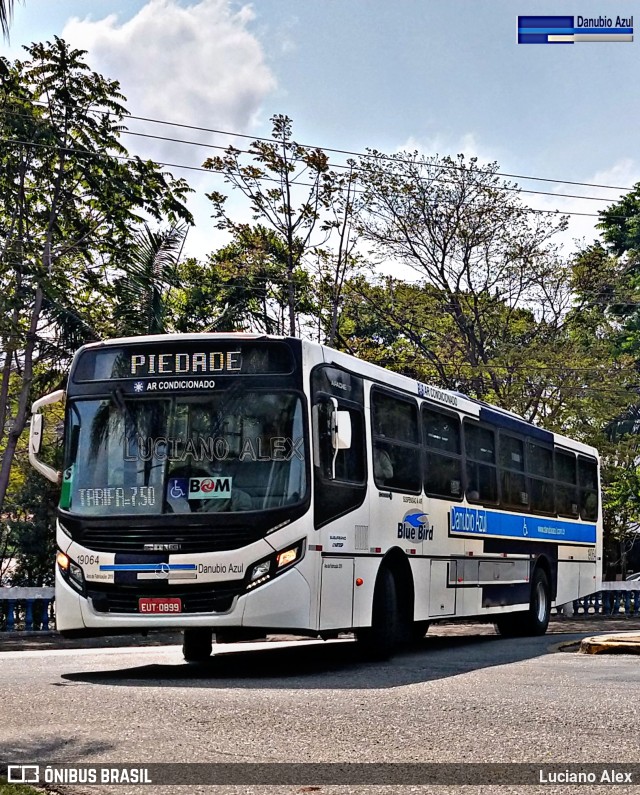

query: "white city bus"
left=29, top=334, right=602, bottom=661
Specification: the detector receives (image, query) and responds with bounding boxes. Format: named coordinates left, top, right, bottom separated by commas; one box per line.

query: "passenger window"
left=556, top=450, right=578, bottom=517
left=499, top=434, right=528, bottom=509
left=423, top=407, right=462, bottom=499
left=423, top=409, right=460, bottom=453
left=465, top=424, right=496, bottom=464
left=500, top=435, right=524, bottom=472
left=578, top=457, right=598, bottom=521
left=371, top=390, right=421, bottom=493
left=528, top=442, right=553, bottom=478
left=527, top=441, right=555, bottom=514
left=464, top=422, right=497, bottom=503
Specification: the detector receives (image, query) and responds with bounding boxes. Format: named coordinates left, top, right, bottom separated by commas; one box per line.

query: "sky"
left=4, top=0, right=640, bottom=262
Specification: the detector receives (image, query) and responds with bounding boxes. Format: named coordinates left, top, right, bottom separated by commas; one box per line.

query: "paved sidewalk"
left=579, top=630, right=640, bottom=655
left=2, top=615, right=640, bottom=652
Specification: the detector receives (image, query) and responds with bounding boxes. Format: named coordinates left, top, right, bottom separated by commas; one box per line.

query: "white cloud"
left=62, top=0, right=278, bottom=259
left=522, top=158, right=640, bottom=254
left=62, top=0, right=276, bottom=152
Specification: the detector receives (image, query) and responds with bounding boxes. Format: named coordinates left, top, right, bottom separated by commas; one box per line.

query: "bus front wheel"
left=356, top=566, right=400, bottom=660
left=182, top=628, right=213, bottom=662
left=495, top=567, right=551, bottom=638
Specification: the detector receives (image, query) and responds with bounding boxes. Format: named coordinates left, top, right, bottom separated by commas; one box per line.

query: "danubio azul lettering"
left=450, top=507, right=597, bottom=544
left=576, top=16, right=613, bottom=27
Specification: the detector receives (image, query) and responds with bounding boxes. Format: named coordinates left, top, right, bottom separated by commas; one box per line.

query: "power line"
left=119, top=128, right=624, bottom=205
left=0, top=106, right=622, bottom=207
left=4, top=103, right=635, bottom=199
left=51, top=101, right=635, bottom=193
left=0, top=134, right=628, bottom=221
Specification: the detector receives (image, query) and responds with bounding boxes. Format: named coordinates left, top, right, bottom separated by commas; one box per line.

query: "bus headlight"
left=246, top=540, right=305, bottom=591
left=57, top=551, right=85, bottom=593
left=277, top=547, right=299, bottom=568
left=249, top=561, right=271, bottom=582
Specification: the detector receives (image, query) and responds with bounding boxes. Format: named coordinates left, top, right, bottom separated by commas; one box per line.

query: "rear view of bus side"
left=28, top=335, right=601, bottom=661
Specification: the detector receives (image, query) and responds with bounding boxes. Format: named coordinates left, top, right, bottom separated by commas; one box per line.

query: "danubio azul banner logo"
left=518, top=15, right=633, bottom=43
left=450, top=506, right=597, bottom=545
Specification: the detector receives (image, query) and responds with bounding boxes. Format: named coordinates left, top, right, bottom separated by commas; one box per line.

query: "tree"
left=313, top=160, right=366, bottom=346
left=205, top=114, right=332, bottom=336
left=4, top=468, right=58, bottom=586
left=0, top=0, right=17, bottom=39
left=0, top=38, right=192, bottom=515
left=571, top=191, right=640, bottom=574
left=172, top=225, right=313, bottom=334
left=112, top=223, right=188, bottom=336
left=354, top=150, right=631, bottom=424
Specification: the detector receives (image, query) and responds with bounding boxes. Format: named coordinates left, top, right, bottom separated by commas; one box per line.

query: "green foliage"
left=571, top=193, right=640, bottom=560
left=171, top=225, right=314, bottom=334
left=112, top=223, right=188, bottom=336
left=0, top=38, right=192, bottom=516
left=597, top=185, right=640, bottom=262
left=0, top=779, right=46, bottom=795
left=4, top=468, right=58, bottom=586
left=205, top=115, right=342, bottom=336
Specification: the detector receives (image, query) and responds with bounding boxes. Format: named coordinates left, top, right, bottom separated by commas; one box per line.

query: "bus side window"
left=527, top=441, right=555, bottom=514
left=464, top=422, right=498, bottom=504
left=555, top=450, right=578, bottom=517
left=423, top=407, right=462, bottom=499
left=313, top=399, right=364, bottom=483
left=371, top=389, right=421, bottom=493
left=334, top=406, right=365, bottom=482
left=578, top=457, right=598, bottom=521
left=499, top=434, right=528, bottom=509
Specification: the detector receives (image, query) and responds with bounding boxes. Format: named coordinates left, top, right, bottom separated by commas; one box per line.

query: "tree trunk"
left=0, top=285, right=44, bottom=513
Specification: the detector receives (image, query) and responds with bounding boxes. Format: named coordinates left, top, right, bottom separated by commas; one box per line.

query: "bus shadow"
left=60, top=631, right=585, bottom=690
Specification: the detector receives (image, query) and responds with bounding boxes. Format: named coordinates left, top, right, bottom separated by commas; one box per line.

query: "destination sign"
left=73, top=341, right=294, bottom=382
left=130, top=351, right=242, bottom=377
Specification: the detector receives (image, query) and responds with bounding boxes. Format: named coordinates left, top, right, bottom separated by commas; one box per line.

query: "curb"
left=579, top=633, right=640, bottom=655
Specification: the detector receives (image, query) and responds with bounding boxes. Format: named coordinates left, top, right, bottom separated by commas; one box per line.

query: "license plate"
left=138, top=597, right=182, bottom=614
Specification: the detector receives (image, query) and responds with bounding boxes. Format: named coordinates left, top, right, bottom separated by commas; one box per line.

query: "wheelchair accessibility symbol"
left=169, top=479, right=187, bottom=499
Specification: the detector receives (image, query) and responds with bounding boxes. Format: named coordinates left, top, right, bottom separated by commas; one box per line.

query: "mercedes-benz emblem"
left=155, top=562, right=170, bottom=579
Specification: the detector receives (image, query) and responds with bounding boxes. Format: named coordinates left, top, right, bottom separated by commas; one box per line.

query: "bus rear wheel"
left=356, top=566, right=400, bottom=660
left=182, top=628, right=213, bottom=662
left=495, top=568, right=551, bottom=638
left=411, top=621, right=430, bottom=642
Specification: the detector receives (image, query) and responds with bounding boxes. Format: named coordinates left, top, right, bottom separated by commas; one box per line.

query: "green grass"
left=0, top=778, right=46, bottom=795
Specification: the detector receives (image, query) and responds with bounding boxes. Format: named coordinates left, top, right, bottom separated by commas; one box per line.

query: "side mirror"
left=333, top=410, right=352, bottom=450
left=312, top=398, right=354, bottom=481
left=29, top=389, right=65, bottom=484
left=29, top=413, right=43, bottom=455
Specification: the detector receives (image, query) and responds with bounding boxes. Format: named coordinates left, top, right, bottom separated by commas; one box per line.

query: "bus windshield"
left=62, top=390, right=307, bottom=516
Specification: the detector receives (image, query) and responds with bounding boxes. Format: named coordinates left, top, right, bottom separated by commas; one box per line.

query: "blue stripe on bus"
left=450, top=506, right=596, bottom=544
left=99, top=563, right=197, bottom=572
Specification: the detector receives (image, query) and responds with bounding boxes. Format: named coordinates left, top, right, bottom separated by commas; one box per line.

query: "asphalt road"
left=1, top=625, right=640, bottom=795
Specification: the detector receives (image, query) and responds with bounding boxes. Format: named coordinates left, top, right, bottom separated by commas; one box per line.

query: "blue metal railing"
left=568, top=588, right=640, bottom=616
left=1, top=584, right=639, bottom=633
left=0, top=587, right=55, bottom=632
